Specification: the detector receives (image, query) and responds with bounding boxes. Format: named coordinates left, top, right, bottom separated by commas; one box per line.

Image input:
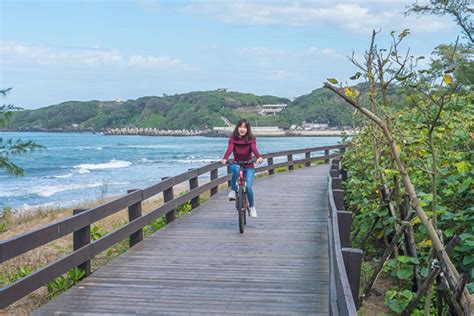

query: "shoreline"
left=3, top=129, right=355, bottom=137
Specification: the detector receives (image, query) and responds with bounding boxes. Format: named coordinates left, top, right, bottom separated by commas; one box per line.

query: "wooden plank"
left=33, top=165, right=331, bottom=315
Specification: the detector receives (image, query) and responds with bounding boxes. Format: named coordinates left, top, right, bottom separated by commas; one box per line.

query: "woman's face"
left=238, top=123, right=248, bottom=137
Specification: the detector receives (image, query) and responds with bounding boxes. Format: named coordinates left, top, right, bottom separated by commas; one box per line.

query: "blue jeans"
left=230, top=164, right=255, bottom=208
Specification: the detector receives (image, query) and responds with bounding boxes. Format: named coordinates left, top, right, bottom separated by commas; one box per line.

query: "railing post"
left=332, top=177, right=342, bottom=190
left=268, top=157, right=274, bottom=175
left=341, top=168, right=348, bottom=181
left=287, top=154, right=294, bottom=170
left=227, top=164, right=232, bottom=187
left=188, top=168, right=199, bottom=209
left=342, top=248, right=363, bottom=308
left=333, top=189, right=345, bottom=211
left=337, top=211, right=352, bottom=248
left=162, top=177, right=176, bottom=223
left=210, top=168, right=218, bottom=196
left=127, top=189, right=143, bottom=247
left=305, top=151, right=311, bottom=167
left=325, top=149, right=330, bottom=163
left=73, top=208, right=91, bottom=278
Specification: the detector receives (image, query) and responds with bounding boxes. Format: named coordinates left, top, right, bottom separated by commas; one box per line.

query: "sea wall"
left=103, top=127, right=355, bottom=137
left=104, top=127, right=206, bottom=136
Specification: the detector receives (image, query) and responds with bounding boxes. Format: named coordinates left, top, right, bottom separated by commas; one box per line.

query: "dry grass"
left=0, top=180, right=230, bottom=315
left=358, top=275, right=391, bottom=315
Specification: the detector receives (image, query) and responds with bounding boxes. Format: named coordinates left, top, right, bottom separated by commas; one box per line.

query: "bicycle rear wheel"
left=237, top=188, right=245, bottom=234
left=243, top=191, right=247, bottom=226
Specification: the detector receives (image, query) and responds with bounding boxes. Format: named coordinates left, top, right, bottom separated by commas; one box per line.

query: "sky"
left=0, top=0, right=462, bottom=109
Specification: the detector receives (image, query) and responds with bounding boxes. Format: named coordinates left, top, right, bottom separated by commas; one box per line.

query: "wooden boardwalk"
left=34, top=165, right=330, bottom=315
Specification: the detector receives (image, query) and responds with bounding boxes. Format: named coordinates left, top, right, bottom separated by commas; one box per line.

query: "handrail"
left=327, top=157, right=363, bottom=315
left=0, top=144, right=345, bottom=308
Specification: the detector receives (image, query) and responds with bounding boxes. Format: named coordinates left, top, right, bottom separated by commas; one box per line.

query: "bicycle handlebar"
left=226, top=159, right=255, bottom=165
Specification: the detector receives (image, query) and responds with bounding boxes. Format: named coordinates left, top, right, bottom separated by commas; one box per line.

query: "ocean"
left=0, top=132, right=342, bottom=212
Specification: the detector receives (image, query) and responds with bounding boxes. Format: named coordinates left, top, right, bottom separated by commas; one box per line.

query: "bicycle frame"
left=227, top=159, right=254, bottom=233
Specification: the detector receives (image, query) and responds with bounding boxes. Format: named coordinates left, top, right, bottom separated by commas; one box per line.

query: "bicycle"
left=227, top=159, right=255, bottom=234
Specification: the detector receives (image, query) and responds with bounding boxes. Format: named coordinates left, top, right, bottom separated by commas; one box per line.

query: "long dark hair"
left=232, top=118, right=255, bottom=142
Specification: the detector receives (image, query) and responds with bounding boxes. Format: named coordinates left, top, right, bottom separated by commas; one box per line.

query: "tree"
left=406, top=0, right=473, bottom=43
left=324, top=29, right=472, bottom=313
left=1, top=88, right=43, bottom=176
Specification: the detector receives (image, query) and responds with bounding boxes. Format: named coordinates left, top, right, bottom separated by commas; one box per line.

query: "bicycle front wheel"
left=237, top=188, right=245, bottom=234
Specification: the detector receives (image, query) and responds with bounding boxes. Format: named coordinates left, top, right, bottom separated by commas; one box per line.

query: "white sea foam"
left=176, top=158, right=215, bottom=164
left=125, top=145, right=176, bottom=149
left=15, top=202, right=56, bottom=212
left=14, top=200, right=84, bottom=213
left=30, top=182, right=103, bottom=197
left=78, top=146, right=103, bottom=151
left=73, top=159, right=132, bottom=174
left=0, top=189, right=23, bottom=198
left=52, top=173, right=74, bottom=179
left=0, top=182, right=103, bottom=198
left=138, top=158, right=156, bottom=164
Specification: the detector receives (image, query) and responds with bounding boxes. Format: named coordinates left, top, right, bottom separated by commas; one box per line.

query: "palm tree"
left=1, top=88, right=44, bottom=176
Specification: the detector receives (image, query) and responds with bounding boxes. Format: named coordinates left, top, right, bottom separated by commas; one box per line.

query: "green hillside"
left=7, top=90, right=288, bottom=131
left=7, top=86, right=395, bottom=131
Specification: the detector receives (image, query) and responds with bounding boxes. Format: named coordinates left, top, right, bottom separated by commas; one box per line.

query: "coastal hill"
left=7, top=86, right=372, bottom=132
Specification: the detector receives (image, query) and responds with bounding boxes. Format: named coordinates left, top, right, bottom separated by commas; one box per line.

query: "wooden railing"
left=328, top=156, right=363, bottom=315
left=0, top=144, right=345, bottom=308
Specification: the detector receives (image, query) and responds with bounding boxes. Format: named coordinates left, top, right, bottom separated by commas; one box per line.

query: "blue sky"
left=1, top=0, right=461, bottom=109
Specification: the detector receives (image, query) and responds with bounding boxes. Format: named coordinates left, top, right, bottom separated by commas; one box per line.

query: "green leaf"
left=455, top=161, right=469, bottom=174
left=398, top=256, right=411, bottom=264
left=388, top=301, right=405, bottom=314
left=349, top=72, right=362, bottom=80
left=397, top=268, right=413, bottom=280
left=458, top=178, right=472, bottom=194
left=385, top=290, right=397, bottom=301
left=327, top=78, right=339, bottom=84
left=463, top=256, right=474, bottom=266
left=401, top=290, right=414, bottom=300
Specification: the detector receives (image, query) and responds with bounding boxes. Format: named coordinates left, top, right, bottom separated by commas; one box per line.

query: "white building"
left=259, top=103, right=287, bottom=116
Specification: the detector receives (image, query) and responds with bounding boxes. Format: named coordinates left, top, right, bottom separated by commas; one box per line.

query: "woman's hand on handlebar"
left=221, top=159, right=227, bottom=165
left=256, top=157, right=263, bottom=164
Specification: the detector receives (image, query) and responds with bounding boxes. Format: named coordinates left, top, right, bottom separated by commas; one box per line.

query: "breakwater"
left=104, top=127, right=206, bottom=136
left=104, top=127, right=355, bottom=137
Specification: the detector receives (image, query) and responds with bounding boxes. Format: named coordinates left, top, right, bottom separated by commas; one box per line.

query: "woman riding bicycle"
left=221, top=119, right=263, bottom=218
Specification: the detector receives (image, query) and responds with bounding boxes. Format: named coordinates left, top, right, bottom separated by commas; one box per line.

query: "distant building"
left=217, top=88, right=228, bottom=92
left=259, top=103, right=287, bottom=116
left=115, top=97, right=123, bottom=104
left=302, top=123, right=329, bottom=130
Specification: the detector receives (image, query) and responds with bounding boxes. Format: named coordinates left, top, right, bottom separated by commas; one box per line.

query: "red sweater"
left=223, top=136, right=261, bottom=168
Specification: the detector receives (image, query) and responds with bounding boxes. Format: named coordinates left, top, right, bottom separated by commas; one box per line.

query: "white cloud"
left=267, top=70, right=303, bottom=81
left=1, top=42, right=185, bottom=70
left=240, top=46, right=345, bottom=61
left=129, top=55, right=183, bottom=69
left=184, top=1, right=455, bottom=34
left=321, top=48, right=334, bottom=55
left=240, top=47, right=284, bottom=57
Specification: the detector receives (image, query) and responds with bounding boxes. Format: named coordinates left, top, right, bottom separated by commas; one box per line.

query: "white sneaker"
left=228, top=190, right=236, bottom=201
left=249, top=207, right=257, bottom=218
